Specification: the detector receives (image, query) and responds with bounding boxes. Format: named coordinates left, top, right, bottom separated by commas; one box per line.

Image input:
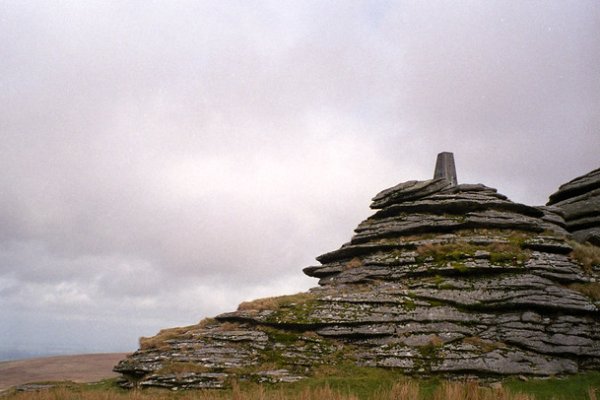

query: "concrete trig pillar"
left=434, top=152, right=457, bottom=186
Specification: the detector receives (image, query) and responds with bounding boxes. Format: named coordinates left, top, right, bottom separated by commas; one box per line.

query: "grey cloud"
left=0, top=1, right=599, bottom=358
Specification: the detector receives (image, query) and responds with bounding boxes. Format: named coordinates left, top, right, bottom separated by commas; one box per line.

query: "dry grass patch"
left=198, top=318, right=217, bottom=328
left=345, top=257, right=362, bottom=269
left=139, top=325, right=195, bottom=350
left=432, top=381, right=535, bottom=400
left=237, top=292, right=316, bottom=312
left=0, top=380, right=560, bottom=400
left=569, top=241, right=600, bottom=273
left=569, top=283, right=600, bottom=301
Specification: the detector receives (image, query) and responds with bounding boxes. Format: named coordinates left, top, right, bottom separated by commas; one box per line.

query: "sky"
left=1, top=1, right=599, bottom=360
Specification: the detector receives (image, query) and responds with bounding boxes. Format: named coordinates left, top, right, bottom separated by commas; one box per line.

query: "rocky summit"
left=114, top=154, right=600, bottom=390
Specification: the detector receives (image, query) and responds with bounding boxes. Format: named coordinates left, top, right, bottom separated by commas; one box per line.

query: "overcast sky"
left=1, top=1, right=599, bottom=359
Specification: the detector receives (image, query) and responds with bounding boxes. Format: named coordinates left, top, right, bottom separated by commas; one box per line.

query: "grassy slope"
left=2, top=369, right=600, bottom=400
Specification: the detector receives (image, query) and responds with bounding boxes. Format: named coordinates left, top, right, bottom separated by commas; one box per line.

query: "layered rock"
left=548, top=168, right=600, bottom=245
left=115, top=159, right=600, bottom=389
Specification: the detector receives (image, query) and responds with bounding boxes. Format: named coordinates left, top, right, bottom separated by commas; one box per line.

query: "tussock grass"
left=569, top=282, right=600, bottom=301
left=345, top=257, right=363, bottom=269
left=3, top=375, right=600, bottom=400
left=569, top=241, right=600, bottom=273
left=139, top=325, right=195, bottom=350
left=237, top=292, right=315, bottom=312
left=197, top=318, right=217, bottom=328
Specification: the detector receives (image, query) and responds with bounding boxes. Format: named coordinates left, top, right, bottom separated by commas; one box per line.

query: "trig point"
left=434, top=151, right=457, bottom=185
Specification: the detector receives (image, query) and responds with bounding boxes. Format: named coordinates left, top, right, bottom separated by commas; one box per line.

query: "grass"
left=569, top=241, right=600, bottom=273
left=237, top=293, right=316, bottom=312
left=569, top=282, right=600, bottom=301
left=3, top=372, right=600, bottom=400
left=139, top=326, right=196, bottom=350
left=415, top=240, right=531, bottom=266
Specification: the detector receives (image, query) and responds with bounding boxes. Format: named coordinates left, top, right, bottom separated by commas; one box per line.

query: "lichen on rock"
left=114, top=157, right=600, bottom=389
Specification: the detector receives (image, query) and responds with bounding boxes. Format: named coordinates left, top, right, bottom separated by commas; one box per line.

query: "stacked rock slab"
left=114, top=161, right=600, bottom=389
left=547, top=168, right=600, bottom=246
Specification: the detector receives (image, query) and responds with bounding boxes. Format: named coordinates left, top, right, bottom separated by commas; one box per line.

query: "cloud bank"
left=1, top=1, right=598, bottom=358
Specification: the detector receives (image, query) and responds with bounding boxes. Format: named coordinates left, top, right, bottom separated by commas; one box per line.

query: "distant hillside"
left=0, top=353, right=128, bottom=392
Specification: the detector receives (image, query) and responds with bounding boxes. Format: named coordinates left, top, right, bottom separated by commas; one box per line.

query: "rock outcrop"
left=114, top=156, right=600, bottom=389
left=548, top=168, right=600, bottom=246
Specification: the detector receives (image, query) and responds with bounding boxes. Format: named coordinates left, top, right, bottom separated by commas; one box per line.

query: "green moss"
left=505, top=231, right=529, bottom=246
left=451, top=262, right=468, bottom=273
left=264, top=328, right=303, bottom=345
left=427, top=299, right=444, bottom=307
left=413, top=232, right=532, bottom=269
left=414, top=337, right=444, bottom=373
left=438, top=283, right=456, bottom=290
left=489, top=251, right=514, bottom=264
left=403, top=298, right=417, bottom=311
left=263, top=297, right=319, bottom=325
left=259, top=349, right=289, bottom=368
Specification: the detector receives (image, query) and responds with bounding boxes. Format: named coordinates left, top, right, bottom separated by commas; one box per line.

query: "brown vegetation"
left=139, top=326, right=195, bottom=350
left=237, top=292, right=315, bottom=312
left=1, top=380, right=558, bottom=400
left=569, top=283, right=600, bottom=301
left=569, top=241, right=600, bottom=273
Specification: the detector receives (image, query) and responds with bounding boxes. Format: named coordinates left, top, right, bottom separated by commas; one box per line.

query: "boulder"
left=114, top=155, right=600, bottom=389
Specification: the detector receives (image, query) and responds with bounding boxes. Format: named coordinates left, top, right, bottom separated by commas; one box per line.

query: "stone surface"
left=115, top=164, right=600, bottom=389
left=548, top=168, right=600, bottom=244
left=433, top=152, right=458, bottom=186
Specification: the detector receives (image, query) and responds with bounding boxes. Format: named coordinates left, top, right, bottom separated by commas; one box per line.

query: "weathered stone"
left=522, top=237, right=572, bottom=254
left=255, top=369, right=304, bottom=383
left=371, top=194, right=543, bottom=220
left=139, top=372, right=229, bottom=389
left=548, top=168, right=600, bottom=244
left=433, top=152, right=458, bottom=185
left=115, top=160, right=600, bottom=389
left=352, top=210, right=546, bottom=244
left=548, top=168, right=600, bottom=204
left=536, top=206, right=570, bottom=236
left=371, top=179, right=453, bottom=209
left=573, top=229, right=600, bottom=246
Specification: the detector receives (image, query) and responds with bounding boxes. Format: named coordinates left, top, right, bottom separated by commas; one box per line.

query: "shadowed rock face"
left=114, top=171, right=600, bottom=390
left=548, top=168, right=600, bottom=246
